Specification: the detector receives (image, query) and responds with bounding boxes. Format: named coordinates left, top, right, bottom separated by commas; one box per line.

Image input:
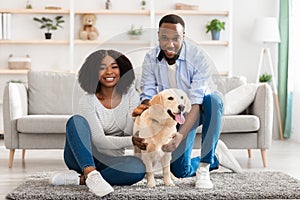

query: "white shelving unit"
left=0, top=0, right=232, bottom=133
left=0, top=1, right=232, bottom=71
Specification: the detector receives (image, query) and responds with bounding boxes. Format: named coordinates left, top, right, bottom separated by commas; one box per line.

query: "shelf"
left=155, top=10, right=229, bottom=16
left=0, top=9, right=228, bottom=16
left=74, top=39, right=151, bottom=45
left=0, top=40, right=69, bottom=45
left=198, top=40, right=229, bottom=46
left=75, top=10, right=150, bottom=15
left=0, top=9, right=70, bottom=14
left=0, top=69, right=28, bottom=74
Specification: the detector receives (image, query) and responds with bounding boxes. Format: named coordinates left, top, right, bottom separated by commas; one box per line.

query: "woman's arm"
left=123, top=88, right=141, bottom=135
left=79, top=95, right=133, bottom=150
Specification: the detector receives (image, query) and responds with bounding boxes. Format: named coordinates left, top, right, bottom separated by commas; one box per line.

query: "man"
left=133, top=14, right=241, bottom=189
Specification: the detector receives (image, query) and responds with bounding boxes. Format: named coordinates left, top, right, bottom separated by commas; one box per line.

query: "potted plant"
left=25, top=0, right=32, bottom=9
left=259, top=73, right=272, bottom=83
left=33, top=16, right=65, bottom=39
left=128, top=25, right=143, bottom=40
left=205, top=18, right=225, bottom=40
left=141, top=0, right=146, bottom=10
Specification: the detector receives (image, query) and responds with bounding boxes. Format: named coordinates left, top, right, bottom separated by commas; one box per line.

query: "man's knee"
left=171, top=163, right=193, bottom=178
left=203, top=92, right=223, bottom=112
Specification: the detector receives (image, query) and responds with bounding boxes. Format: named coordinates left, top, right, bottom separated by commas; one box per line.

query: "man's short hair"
left=159, top=14, right=185, bottom=29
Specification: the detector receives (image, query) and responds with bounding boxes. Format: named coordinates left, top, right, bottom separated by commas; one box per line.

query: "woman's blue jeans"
left=170, top=92, right=223, bottom=178
left=64, top=115, right=146, bottom=186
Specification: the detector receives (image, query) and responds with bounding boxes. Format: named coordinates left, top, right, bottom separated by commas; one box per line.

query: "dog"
left=133, top=88, right=191, bottom=188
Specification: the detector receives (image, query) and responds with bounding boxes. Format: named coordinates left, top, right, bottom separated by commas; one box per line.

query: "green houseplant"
left=33, top=16, right=65, bottom=39
left=128, top=25, right=143, bottom=39
left=205, top=18, right=225, bottom=40
left=259, top=73, right=272, bottom=83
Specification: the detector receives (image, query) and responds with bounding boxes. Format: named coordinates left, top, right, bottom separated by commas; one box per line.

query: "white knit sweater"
left=78, top=87, right=140, bottom=156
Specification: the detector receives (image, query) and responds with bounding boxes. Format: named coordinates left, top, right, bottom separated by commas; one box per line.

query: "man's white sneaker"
left=216, top=140, right=242, bottom=173
left=195, top=164, right=213, bottom=189
left=86, top=170, right=114, bottom=197
left=49, top=170, right=80, bottom=186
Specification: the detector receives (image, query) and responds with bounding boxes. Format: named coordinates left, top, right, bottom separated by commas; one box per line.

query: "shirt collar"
left=156, top=41, right=186, bottom=62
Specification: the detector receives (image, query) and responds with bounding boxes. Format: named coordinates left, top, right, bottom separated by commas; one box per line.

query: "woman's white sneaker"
left=86, top=170, right=114, bottom=197
left=49, top=170, right=80, bottom=186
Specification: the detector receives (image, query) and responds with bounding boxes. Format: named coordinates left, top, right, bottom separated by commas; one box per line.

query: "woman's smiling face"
left=98, top=55, right=120, bottom=88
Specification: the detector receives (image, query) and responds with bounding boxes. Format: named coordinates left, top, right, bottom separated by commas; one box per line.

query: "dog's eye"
left=168, top=97, right=174, bottom=100
left=181, top=96, right=184, bottom=99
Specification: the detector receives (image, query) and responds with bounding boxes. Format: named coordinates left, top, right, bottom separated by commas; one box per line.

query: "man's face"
left=158, top=23, right=185, bottom=59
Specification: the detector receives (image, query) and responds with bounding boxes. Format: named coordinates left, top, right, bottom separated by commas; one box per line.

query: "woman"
left=50, top=50, right=146, bottom=197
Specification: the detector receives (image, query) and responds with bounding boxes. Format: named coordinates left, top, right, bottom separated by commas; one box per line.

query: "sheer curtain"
left=290, top=0, right=300, bottom=141
left=278, top=0, right=290, bottom=138
left=279, top=0, right=300, bottom=140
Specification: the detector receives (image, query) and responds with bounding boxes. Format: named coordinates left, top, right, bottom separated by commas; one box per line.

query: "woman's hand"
left=132, top=135, right=148, bottom=150
left=162, top=132, right=183, bottom=152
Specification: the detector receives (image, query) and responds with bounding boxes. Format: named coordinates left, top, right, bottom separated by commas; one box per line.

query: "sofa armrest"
left=3, top=82, right=28, bottom=149
left=248, top=83, right=273, bottom=149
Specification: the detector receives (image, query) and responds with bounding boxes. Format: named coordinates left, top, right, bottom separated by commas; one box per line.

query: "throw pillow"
left=224, top=83, right=258, bottom=115
left=28, top=70, right=84, bottom=115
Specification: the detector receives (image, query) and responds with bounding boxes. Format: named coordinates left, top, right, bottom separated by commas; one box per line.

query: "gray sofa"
left=3, top=70, right=273, bottom=168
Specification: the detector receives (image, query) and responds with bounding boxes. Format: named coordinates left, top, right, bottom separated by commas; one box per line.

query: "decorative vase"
left=45, top=33, right=52, bottom=39
left=211, top=30, right=220, bottom=40
left=141, top=0, right=146, bottom=10
left=105, top=0, right=112, bottom=10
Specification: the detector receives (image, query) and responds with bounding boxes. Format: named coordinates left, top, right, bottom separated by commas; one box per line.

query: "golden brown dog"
left=133, top=88, right=191, bottom=187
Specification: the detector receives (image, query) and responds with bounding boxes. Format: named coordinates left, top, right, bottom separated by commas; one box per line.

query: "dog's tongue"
left=175, top=113, right=185, bottom=124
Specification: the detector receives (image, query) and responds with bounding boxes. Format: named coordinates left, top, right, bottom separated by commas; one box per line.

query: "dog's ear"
left=148, top=93, right=169, bottom=120
left=149, top=93, right=163, bottom=106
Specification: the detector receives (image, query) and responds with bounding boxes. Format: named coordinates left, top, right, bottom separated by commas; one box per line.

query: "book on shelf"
left=0, top=13, right=3, bottom=40
left=2, top=13, right=11, bottom=40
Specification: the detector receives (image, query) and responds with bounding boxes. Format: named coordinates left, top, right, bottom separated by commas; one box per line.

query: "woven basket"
left=8, top=54, right=31, bottom=70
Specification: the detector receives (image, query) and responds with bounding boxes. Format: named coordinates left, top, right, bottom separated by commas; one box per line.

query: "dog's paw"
left=164, top=180, right=175, bottom=187
left=147, top=181, right=156, bottom=188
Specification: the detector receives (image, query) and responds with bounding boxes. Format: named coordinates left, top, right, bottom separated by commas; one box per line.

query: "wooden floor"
left=0, top=139, right=300, bottom=199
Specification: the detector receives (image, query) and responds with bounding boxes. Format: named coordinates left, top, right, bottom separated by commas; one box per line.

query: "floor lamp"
left=254, top=17, right=284, bottom=140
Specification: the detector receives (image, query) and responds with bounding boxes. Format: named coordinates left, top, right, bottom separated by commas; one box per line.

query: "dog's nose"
left=178, top=104, right=185, bottom=112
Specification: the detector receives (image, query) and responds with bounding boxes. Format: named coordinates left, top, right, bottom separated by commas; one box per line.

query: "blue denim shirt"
left=140, top=40, right=215, bottom=105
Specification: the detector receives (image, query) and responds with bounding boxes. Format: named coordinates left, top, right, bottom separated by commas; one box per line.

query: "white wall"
left=232, top=0, right=279, bottom=82
left=3, top=0, right=296, bottom=140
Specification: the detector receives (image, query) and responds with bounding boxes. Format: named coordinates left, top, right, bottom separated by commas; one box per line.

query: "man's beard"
left=161, top=46, right=182, bottom=65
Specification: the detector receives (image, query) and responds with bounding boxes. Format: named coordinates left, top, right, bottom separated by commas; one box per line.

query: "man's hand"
left=132, top=135, right=148, bottom=150
left=162, top=132, right=183, bottom=152
left=132, top=104, right=150, bottom=117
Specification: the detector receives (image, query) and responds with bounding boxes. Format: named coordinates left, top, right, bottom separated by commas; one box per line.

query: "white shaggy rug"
left=6, top=171, right=300, bottom=199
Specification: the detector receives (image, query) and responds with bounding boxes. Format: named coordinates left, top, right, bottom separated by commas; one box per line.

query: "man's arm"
left=178, top=104, right=200, bottom=138
left=132, top=102, right=150, bottom=117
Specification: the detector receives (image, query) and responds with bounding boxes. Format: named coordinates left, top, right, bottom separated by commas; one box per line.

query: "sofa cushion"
left=17, top=115, right=71, bottom=133
left=214, top=76, right=247, bottom=94
left=224, top=83, right=258, bottom=115
left=28, top=70, right=84, bottom=115
left=196, top=115, right=260, bottom=133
